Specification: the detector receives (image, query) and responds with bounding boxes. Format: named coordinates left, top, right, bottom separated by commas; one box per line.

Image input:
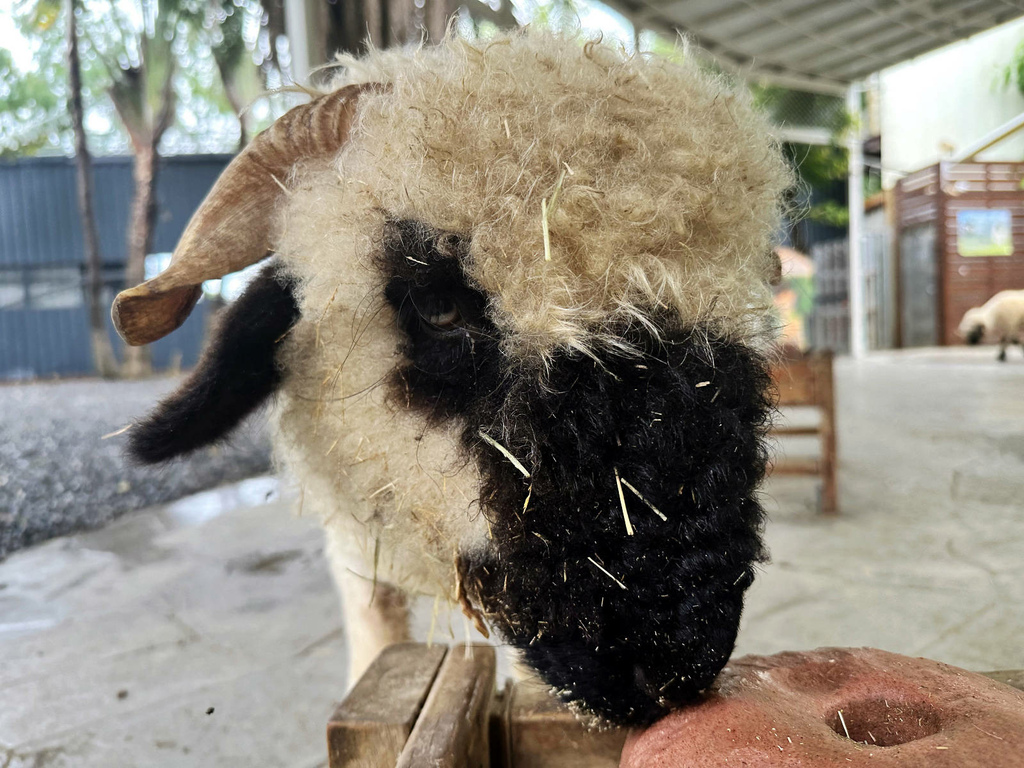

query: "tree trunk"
left=323, top=0, right=500, bottom=59
left=67, top=0, right=119, bottom=378
left=218, top=69, right=249, bottom=150
left=121, top=141, right=159, bottom=378
left=425, top=0, right=457, bottom=43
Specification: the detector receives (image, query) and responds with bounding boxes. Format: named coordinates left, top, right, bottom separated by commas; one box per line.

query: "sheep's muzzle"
left=457, top=327, right=773, bottom=726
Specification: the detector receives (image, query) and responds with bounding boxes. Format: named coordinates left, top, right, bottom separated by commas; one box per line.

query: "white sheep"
left=958, top=290, right=1024, bottom=361
left=113, top=31, right=790, bottom=725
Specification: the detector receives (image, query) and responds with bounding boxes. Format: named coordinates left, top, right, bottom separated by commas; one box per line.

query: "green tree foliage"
left=753, top=85, right=853, bottom=229
left=1001, top=37, right=1024, bottom=98
left=0, top=47, right=62, bottom=156
left=0, top=0, right=279, bottom=158
left=0, top=0, right=73, bottom=156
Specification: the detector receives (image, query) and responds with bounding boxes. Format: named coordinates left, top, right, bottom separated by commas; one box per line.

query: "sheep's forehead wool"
left=288, top=31, right=789, bottom=359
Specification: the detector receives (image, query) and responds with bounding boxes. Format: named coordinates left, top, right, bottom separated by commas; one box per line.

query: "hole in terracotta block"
left=828, top=698, right=942, bottom=747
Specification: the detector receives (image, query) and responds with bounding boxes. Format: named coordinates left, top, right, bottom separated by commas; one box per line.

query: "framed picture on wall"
left=956, top=209, right=1013, bottom=257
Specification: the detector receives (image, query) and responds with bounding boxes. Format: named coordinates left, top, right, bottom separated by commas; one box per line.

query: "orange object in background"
left=773, top=246, right=816, bottom=351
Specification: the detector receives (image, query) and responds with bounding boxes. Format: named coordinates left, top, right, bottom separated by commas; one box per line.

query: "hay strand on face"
left=587, top=555, right=627, bottom=590
left=541, top=198, right=552, bottom=262
left=620, top=476, right=668, bottom=521
left=427, top=594, right=440, bottom=647
left=454, top=553, right=490, bottom=638
left=613, top=466, right=634, bottom=535
left=478, top=430, right=531, bottom=477
left=548, top=167, right=568, bottom=212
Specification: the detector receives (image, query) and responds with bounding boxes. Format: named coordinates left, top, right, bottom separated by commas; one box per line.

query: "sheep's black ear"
left=127, top=261, right=300, bottom=464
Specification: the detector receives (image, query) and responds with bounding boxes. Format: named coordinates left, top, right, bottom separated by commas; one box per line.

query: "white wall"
left=880, top=17, right=1024, bottom=189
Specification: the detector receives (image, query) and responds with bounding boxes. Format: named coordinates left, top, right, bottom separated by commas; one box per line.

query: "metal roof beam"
left=615, top=2, right=852, bottom=92
left=890, top=0, right=991, bottom=24
left=721, top=3, right=867, bottom=57
left=766, top=14, right=905, bottom=65
left=816, top=5, right=1024, bottom=78
left=619, top=0, right=1024, bottom=91
left=679, top=0, right=818, bottom=38
left=842, top=0, right=961, bottom=45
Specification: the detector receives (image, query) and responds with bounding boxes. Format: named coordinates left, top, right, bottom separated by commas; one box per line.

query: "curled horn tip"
left=110, top=83, right=377, bottom=346
left=112, top=283, right=202, bottom=347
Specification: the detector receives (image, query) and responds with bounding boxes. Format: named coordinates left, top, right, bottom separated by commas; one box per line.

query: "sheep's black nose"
left=460, top=326, right=772, bottom=725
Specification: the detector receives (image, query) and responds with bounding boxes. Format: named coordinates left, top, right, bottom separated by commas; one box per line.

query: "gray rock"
left=0, top=376, right=271, bottom=560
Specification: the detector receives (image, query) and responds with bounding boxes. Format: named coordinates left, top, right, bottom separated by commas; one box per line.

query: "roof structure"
left=606, top=0, right=1024, bottom=93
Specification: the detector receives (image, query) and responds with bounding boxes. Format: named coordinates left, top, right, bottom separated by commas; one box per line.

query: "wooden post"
left=395, top=645, right=496, bottom=767
left=503, top=679, right=625, bottom=768
left=326, top=643, right=447, bottom=768
left=817, top=352, right=838, bottom=515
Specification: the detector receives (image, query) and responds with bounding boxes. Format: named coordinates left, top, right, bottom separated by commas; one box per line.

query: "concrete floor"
left=2, top=347, right=1023, bottom=766
left=739, top=347, right=1024, bottom=670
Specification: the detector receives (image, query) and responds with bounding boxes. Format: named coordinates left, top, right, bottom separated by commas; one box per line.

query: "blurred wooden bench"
left=769, top=349, right=838, bottom=514
left=327, top=643, right=624, bottom=768
left=327, top=644, right=1024, bottom=767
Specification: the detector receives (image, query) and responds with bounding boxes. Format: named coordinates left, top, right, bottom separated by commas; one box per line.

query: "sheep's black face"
left=382, top=220, right=772, bottom=726
left=965, top=324, right=984, bottom=345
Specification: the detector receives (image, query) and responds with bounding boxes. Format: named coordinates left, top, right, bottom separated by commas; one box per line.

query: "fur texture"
left=128, top=262, right=299, bottom=463
left=272, top=29, right=788, bottom=596
left=459, top=326, right=772, bottom=724
left=128, top=30, right=790, bottom=726
left=286, top=31, right=791, bottom=363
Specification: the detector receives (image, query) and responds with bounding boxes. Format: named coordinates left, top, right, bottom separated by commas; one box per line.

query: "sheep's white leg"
left=330, top=563, right=412, bottom=686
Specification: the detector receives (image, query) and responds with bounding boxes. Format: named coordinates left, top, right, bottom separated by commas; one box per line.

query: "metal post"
left=847, top=82, right=866, bottom=358
left=283, top=0, right=320, bottom=84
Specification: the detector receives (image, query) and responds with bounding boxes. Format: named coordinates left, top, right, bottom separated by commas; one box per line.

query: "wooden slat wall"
left=896, top=162, right=1024, bottom=346
left=939, top=162, right=1024, bottom=345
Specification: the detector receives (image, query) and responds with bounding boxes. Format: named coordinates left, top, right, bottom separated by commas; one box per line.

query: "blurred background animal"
left=959, top=290, right=1024, bottom=361
left=115, top=31, right=790, bottom=726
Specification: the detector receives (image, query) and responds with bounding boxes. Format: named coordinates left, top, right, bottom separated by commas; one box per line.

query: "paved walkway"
left=741, top=347, right=1024, bottom=670
left=2, top=347, right=1023, bottom=766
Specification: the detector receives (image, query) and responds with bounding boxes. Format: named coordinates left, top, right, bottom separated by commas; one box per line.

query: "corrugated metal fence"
left=807, top=233, right=895, bottom=353
left=0, top=155, right=230, bottom=380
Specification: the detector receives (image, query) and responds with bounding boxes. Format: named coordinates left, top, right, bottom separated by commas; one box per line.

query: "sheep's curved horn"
left=112, top=83, right=372, bottom=346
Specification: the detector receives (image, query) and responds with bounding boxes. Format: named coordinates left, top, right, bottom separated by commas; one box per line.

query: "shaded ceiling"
left=605, top=0, right=1024, bottom=93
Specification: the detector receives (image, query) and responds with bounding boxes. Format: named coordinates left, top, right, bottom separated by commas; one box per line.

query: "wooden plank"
left=327, top=643, right=448, bottom=768
left=775, top=377, right=814, bottom=406
left=489, top=680, right=514, bottom=768
left=771, top=458, right=821, bottom=475
left=396, top=644, right=496, bottom=768
left=773, top=426, right=821, bottom=436
left=816, top=352, right=838, bottom=514
left=505, top=679, right=626, bottom=768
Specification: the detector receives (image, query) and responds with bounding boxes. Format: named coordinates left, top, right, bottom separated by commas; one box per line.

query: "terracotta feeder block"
left=621, top=647, right=1024, bottom=767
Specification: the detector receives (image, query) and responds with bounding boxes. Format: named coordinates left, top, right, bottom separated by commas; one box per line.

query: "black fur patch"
left=458, top=331, right=772, bottom=725
left=378, top=220, right=773, bottom=726
left=966, top=325, right=984, bottom=346
left=378, top=220, right=499, bottom=420
left=127, top=261, right=299, bottom=464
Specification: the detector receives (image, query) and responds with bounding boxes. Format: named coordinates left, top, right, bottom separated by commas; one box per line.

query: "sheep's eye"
left=421, top=298, right=463, bottom=332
